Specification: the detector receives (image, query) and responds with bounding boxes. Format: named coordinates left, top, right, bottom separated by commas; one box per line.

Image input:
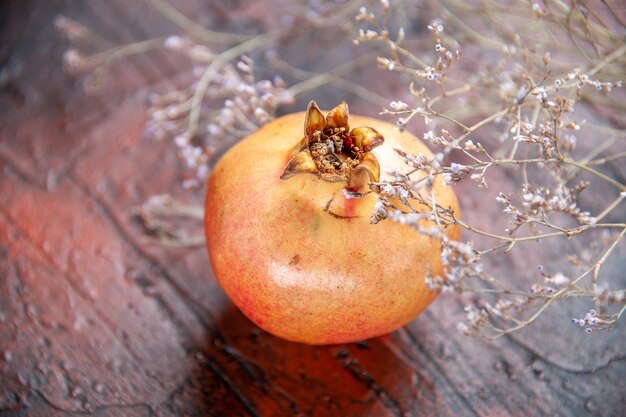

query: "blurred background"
left=1, top=1, right=625, bottom=416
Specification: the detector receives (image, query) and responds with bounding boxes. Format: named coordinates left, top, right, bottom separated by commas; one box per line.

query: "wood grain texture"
left=1, top=1, right=624, bottom=416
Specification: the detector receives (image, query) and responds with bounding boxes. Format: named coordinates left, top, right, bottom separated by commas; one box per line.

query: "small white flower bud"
left=164, top=35, right=185, bottom=50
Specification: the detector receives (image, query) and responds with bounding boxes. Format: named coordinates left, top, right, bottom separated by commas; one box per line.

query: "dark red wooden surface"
left=1, top=1, right=624, bottom=416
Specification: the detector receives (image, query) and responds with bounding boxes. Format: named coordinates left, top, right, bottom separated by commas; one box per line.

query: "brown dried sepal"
left=304, top=101, right=325, bottom=142
left=280, top=149, right=318, bottom=180
left=281, top=101, right=384, bottom=191
left=348, top=126, right=384, bottom=154
left=325, top=101, right=349, bottom=132
left=349, top=152, right=380, bottom=192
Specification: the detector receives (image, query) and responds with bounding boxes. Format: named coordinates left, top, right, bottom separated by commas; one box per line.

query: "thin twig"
left=147, top=0, right=251, bottom=43
left=188, top=31, right=283, bottom=138
left=491, top=227, right=626, bottom=338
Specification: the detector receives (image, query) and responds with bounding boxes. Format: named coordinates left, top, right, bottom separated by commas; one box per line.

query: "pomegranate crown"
left=281, top=101, right=384, bottom=191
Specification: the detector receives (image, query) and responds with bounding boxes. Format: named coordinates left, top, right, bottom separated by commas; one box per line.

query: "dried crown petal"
left=304, top=101, right=325, bottom=141
left=282, top=101, right=385, bottom=190
left=348, top=126, right=384, bottom=153
left=280, top=149, right=318, bottom=179
left=349, top=152, right=380, bottom=191
left=325, top=101, right=350, bottom=131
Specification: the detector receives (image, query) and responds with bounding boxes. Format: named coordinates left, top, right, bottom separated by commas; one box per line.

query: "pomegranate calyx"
left=281, top=100, right=384, bottom=188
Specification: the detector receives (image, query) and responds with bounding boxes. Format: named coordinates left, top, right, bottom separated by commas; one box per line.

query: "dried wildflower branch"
left=186, top=30, right=285, bottom=139
left=146, top=0, right=253, bottom=44
left=486, top=227, right=626, bottom=339
left=273, top=53, right=390, bottom=106
left=57, top=13, right=288, bottom=245
left=58, top=31, right=167, bottom=93
left=130, top=195, right=206, bottom=247
left=59, top=0, right=625, bottom=340
left=357, top=0, right=626, bottom=338
left=58, top=0, right=370, bottom=246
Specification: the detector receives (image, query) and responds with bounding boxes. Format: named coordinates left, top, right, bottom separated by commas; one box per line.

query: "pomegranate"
left=205, top=101, right=460, bottom=344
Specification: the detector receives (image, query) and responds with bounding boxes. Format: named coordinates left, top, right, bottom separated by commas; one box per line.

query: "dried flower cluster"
left=145, top=50, right=293, bottom=189
left=356, top=0, right=626, bottom=339
left=58, top=0, right=625, bottom=341
left=56, top=14, right=294, bottom=191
